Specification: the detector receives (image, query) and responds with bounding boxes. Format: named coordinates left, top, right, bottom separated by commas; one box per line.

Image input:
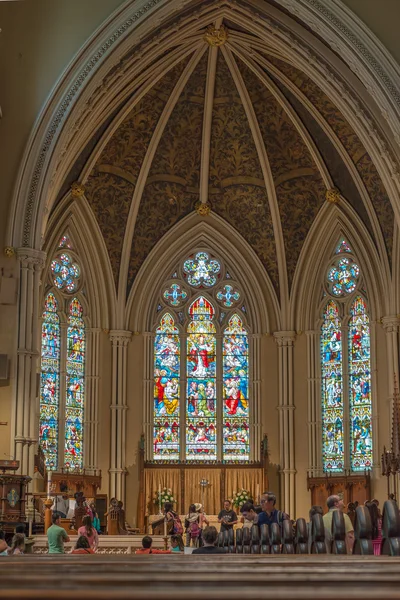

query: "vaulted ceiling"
left=58, top=4, right=394, bottom=303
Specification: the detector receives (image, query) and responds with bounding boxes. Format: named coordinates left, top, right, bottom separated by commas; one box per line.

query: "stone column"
left=143, top=332, right=153, bottom=461
left=382, top=316, right=400, bottom=450
left=306, top=331, right=320, bottom=475
left=274, top=331, right=296, bottom=517
left=15, top=248, right=46, bottom=480
left=251, top=334, right=262, bottom=462
left=109, top=330, right=131, bottom=503
left=84, top=328, right=101, bottom=471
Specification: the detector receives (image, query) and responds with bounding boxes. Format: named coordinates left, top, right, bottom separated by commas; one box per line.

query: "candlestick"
left=47, top=471, right=52, bottom=499
left=159, top=484, right=162, bottom=514
left=28, top=518, right=32, bottom=538
left=164, top=517, right=167, bottom=537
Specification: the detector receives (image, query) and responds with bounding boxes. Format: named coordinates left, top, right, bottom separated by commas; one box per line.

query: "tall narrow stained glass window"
left=65, top=299, right=85, bottom=470
left=186, top=297, right=217, bottom=460
left=39, top=293, right=61, bottom=470
left=154, top=313, right=180, bottom=460
left=321, top=301, right=344, bottom=472
left=223, top=315, right=249, bottom=460
left=349, top=297, right=372, bottom=470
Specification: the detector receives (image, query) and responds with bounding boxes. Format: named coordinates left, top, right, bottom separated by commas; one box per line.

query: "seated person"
left=0, top=530, right=9, bottom=555
left=240, top=502, right=259, bottom=527
left=170, top=534, right=184, bottom=553
left=192, top=526, right=225, bottom=554
left=71, top=535, right=95, bottom=555
left=135, top=535, right=171, bottom=554
left=7, top=533, right=25, bottom=555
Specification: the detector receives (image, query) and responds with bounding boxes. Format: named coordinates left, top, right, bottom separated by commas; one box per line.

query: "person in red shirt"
left=135, top=536, right=171, bottom=554
left=71, top=536, right=94, bottom=554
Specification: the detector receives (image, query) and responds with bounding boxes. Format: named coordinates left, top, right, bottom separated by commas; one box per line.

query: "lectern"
left=0, top=460, right=31, bottom=532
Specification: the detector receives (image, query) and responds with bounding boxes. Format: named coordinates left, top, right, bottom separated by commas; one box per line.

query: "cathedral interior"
left=1, top=0, right=400, bottom=531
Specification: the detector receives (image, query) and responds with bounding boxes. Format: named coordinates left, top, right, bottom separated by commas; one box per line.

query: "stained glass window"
left=65, top=298, right=85, bottom=470
left=216, top=284, right=240, bottom=308
left=186, top=297, right=217, bottom=460
left=349, top=297, right=372, bottom=470
left=39, top=293, right=60, bottom=470
left=223, top=315, right=249, bottom=461
left=335, top=239, right=352, bottom=254
left=321, top=301, right=344, bottom=472
left=183, top=252, right=220, bottom=288
left=327, top=257, right=360, bottom=297
left=59, top=235, right=72, bottom=249
left=51, top=253, right=81, bottom=293
left=154, top=313, right=180, bottom=460
left=163, top=283, right=188, bottom=307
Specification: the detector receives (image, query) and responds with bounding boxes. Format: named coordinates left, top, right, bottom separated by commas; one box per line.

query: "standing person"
left=90, top=503, right=102, bottom=534
left=164, top=502, right=183, bottom=535
left=185, top=504, right=201, bottom=547
left=71, top=536, right=95, bottom=555
left=366, top=501, right=382, bottom=556
left=78, top=515, right=99, bottom=551
left=258, top=492, right=289, bottom=528
left=7, top=534, right=25, bottom=555
left=323, top=495, right=354, bottom=554
left=218, top=500, right=238, bottom=533
left=192, top=526, right=225, bottom=554
left=47, top=513, right=70, bottom=554
left=196, top=503, right=209, bottom=546
left=240, top=502, right=259, bottom=528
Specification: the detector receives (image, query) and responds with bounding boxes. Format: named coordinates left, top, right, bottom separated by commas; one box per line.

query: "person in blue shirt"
left=257, top=492, right=289, bottom=528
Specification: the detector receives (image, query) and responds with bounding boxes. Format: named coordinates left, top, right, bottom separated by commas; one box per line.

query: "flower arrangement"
left=231, top=488, right=252, bottom=509
left=155, top=487, right=176, bottom=510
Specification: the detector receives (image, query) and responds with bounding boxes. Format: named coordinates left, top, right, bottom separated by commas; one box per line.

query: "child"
left=185, top=504, right=201, bottom=547
left=170, top=534, right=184, bottom=553
left=135, top=536, right=171, bottom=554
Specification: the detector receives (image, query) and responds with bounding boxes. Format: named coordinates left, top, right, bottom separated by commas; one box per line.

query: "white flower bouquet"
left=155, top=487, right=176, bottom=508
left=231, top=488, right=252, bottom=509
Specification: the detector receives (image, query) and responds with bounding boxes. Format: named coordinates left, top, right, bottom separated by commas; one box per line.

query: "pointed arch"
left=127, top=212, right=279, bottom=334
left=348, top=295, right=372, bottom=471
left=223, top=313, right=249, bottom=461
left=290, top=199, right=389, bottom=331
left=39, top=292, right=61, bottom=470
left=321, top=300, right=344, bottom=472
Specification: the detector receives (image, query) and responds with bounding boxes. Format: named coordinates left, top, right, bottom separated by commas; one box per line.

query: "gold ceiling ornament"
left=71, top=181, right=86, bottom=198
left=4, top=246, right=15, bottom=258
left=325, top=188, right=341, bottom=204
left=203, top=24, right=229, bottom=47
left=195, top=201, right=212, bottom=216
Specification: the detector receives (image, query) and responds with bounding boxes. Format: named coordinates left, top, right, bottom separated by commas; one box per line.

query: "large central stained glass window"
left=186, top=297, right=217, bottom=461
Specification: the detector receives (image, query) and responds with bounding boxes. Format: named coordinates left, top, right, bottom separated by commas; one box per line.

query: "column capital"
left=273, top=330, right=296, bottom=346
left=109, top=329, right=132, bottom=346
left=382, top=315, right=400, bottom=332
left=16, top=248, right=46, bottom=269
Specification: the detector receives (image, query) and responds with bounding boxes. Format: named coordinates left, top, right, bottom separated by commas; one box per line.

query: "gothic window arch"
left=320, top=238, right=372, bottom=472
left=152, top=251, right=251, bottom=462
left=39, top=234, right=87, bottom=470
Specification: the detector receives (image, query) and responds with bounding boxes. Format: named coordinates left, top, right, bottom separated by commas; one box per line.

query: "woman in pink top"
left=78, top=516, right=99, bottom=551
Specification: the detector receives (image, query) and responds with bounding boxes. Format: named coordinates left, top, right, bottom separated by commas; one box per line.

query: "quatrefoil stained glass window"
left=327, top=257, right=360, bottom=297
left=51, top=253, right=81, bottom=293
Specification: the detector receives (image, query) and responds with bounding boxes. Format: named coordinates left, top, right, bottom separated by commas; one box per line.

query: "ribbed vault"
left=52, top=1, right=395, bottom=317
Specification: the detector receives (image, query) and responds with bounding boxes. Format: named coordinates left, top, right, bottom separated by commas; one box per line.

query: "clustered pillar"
left=274, top=331, right=296, bottom=517
left=14, top=248, right=46, bottom=483
left=109, top=330, right=132, bottom=503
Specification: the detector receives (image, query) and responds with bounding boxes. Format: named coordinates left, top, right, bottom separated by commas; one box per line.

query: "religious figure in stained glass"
left=39, top=293, right=60, bottom=470
left=183, top=252, right=220, bottom=288
left=65, top=298, right=85, bottom=470
left=223, top=314, right=249, bottom=461
left=186, top=297, right=217, bottom=460
left=153, top=313, right=180, bottom=460
left=321, top=301, right=344, bottom=472
left=349, top=297, right=372, bottom=470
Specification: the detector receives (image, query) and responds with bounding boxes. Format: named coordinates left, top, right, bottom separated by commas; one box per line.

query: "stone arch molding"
left=291, top=199, right=388, bottom=332
left=127, top=212, right=279, bottom=334
left=43, top=192, right=116, bottom=330
left=6, top=0, right=400, bottom=253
